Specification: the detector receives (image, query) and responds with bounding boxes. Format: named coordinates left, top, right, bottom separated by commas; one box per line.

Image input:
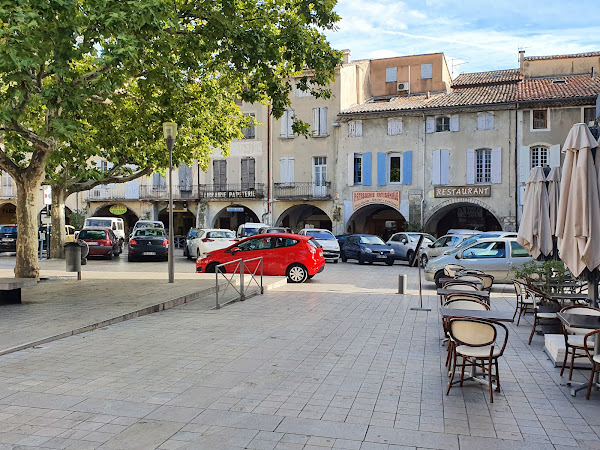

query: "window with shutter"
left=354, top=154, right=362, bottom=184
left=241, top=158, right=255, bottom=190
left=476, top=149, right=492, bottom=183
left=388, top=153, right=402, bottom=184
left=349, top=120, right=362, bottom=137
left=432, top=150, right=440, bottom=185
left=440, top=150, right=450, bottom=185
left=152, top=173, right=166, bottom=190
left=421, top=64, right=432, bottom=79
left=312, top=107, right=327, bottom=137
left=477, top=112, right=494, bottom=130
left=466, top=149, right=475, bottom=185
left=532, top=109, right=549, bottom=130
left=436, top=116, right=450, bottom=132
left=450, top=114, right=459, bottom=132
left=179, top=163, right=192, bottom=191
left=584, top=107, right=597, bottom=125
left=241, top=113, right=255, bottom=139
left=280, top=157, right=294, bottom=184
left=549, top=144, right=561, bottom=167
left=387, top=118, right=402, bottom=135
left=386, top=67, right=397, bottom=82
left=530, top=146, right=549, bottom=168
left=213, top=160, right=227, bottom=191
left=280, top=109, right=295, bottom=138
left=491, top=147, right=502, bottom=184
left=426, top=117, right=435, bottom=134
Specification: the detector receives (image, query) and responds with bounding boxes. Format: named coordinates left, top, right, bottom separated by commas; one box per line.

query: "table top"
left=548, top=293, right=589, bottom=301
left=440, top=308, right=514, bottom=322
left=0, top=278, right=38, bottom=289
left=557, top=311, right=600, bottom=330
left=437, top=288, right=489, bottom=298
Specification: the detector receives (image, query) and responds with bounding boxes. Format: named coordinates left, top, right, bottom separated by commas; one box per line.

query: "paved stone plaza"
left=0, top=261, right=599, bottom=449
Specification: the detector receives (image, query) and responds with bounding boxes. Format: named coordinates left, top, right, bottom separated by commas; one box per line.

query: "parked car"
left=297, top=228, right=340, bottom=263
left=441, top=231, right=518, bottom=256
left=424, top=237, right=533, bottom=286
left=196, top=233, right=325, bottom=283
left=187, top=228, right=237, bottom=260
left=83, top=217, right=125, bottom=243
left=386, top=232, right=435, bottom=264
left=340, top=234, right=395, bottom=265
left=257, top=227, right=292, bottom=234
left=0, top=224, right=17, bottom=253
left=419, top=233, right=478, bottom=267
left=77, top=227, right=121, bottom=259
left=183, top=227, right=201, bottom=259
left=237, top=222, right=269, bottom=238
left=336, top=234, right=352, bottom=250
left=127, top=227, right=169, bottom=261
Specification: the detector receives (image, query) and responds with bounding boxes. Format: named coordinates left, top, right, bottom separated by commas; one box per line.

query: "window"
left=280, top=109, right=295, bottom=138
left=241, top=157, right=255, bottom=190
left=213, top=160, right=227, bottom=190
left=100, top=161, right=108, bottom=172
left=312, top=107, right=327, bottom=137
left=530, top=146, right=549, bottom=168
left=386, top=67, right=397, bottom=82
left=348, top=120, right=362, bottom=137
left=584, top=107, right=597, bottom=125
left=421, top=64, right=432, bottom=79
left=388, top=153, right=402, bottom=184
left=280, top=157, right=294, bottom=184
left=274, top=237, right=298, bottom=248
left=241, top=113, right=255, bottom=139
left=436, top=116, right=450, bottom=132
left=387, top=118, right=403, bottom=135
left=179, top=163, right=192, bottom=191
left=354, top=155, right=362, bottom=184
left=462, top=241, right=506, bottom=259
left=510, top=241, right=529, bottom=257
left=475, top=149, right=492, bottom=183
left=532, top=109, right=548, bottom=130
left=477, top=112, right=494, bottom=131
left=293, top=78, right=312, bottom=97
left=432, top=236, right=450, bottom=248
left=237, top=236, right=272, bottom=251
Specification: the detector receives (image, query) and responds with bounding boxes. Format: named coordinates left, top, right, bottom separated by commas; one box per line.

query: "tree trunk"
left=14, top=177, right=43, bottom=279
left=50, top=186, right=67, bottom=259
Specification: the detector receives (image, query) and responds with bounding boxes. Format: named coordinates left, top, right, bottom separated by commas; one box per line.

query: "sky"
left=324, top=0, right=600, bottom=78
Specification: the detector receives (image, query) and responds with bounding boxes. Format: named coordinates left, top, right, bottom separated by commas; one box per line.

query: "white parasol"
left=517, top=167, right=553, bottom=259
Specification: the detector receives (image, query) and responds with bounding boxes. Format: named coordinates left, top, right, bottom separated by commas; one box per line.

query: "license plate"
left=377, top=254, right=386, bottom=258
left=87, top=242, right=98, bottom=246
left=143, top=252, right=156, bottom=256
left=2, top=238, right=14, bottom=242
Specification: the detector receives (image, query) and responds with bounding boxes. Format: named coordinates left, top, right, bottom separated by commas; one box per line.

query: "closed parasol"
left=517, top=167, right=553, bottom=259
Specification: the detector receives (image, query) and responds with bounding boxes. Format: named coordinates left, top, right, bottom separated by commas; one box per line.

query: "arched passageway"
left=276, top=204, right=331, bottom=232
left=425, top=202, right=502, bottom=237
left=346, top=204, right=406, bottom=241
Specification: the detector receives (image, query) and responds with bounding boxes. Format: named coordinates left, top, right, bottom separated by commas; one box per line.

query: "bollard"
left=398, top=274, right=408, bottom=294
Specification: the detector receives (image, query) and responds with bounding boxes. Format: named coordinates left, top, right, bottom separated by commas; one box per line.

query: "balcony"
left=139, top=185, right=197, bottom=200
left=274, top=182, right=332, bottom=200
left=198, top=184, right=264, bottom=200
left=83, top=184, right=198, bottom=201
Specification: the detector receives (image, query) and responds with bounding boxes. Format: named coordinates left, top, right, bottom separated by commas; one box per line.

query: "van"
left=236, top=222, right=269, bottom=238
left=83, top=217, right=125, bottom=242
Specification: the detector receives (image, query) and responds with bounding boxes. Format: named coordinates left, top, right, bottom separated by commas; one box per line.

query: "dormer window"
left=551, top=79, right=567, bottom=85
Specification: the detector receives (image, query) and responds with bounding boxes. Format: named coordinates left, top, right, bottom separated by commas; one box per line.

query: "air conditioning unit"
left=397, top=82, right=409, bottom=91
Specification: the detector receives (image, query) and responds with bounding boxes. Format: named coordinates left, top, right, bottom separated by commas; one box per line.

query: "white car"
left=187, top=229, right=237, bottom=259
left=297, top=228, right=340, bottom=263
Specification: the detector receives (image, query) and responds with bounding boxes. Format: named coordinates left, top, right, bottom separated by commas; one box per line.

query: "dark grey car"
left=128, top=228, right=169, bottom=262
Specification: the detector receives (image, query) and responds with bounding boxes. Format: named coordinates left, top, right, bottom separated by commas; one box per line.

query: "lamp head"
left=162, top=122, right=178, bottom=140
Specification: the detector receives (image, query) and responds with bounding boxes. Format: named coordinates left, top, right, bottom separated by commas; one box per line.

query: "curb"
left=0, top=277, right=287, bottom=357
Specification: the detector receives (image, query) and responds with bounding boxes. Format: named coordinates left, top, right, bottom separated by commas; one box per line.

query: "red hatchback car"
left=77, top=227, right=121, bottom=259
left=196, top=233, right=325, bottom=283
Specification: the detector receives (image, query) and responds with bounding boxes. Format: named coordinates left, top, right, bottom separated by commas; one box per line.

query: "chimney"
left=342, top=49, right=351, bottom=64
left=519, top=50, right=525, bottom=75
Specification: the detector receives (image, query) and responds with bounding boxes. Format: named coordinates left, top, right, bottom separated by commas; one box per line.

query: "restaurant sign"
left=434, top=185, right=491, bottom=198
left=352, top=191, right=400, bottom=210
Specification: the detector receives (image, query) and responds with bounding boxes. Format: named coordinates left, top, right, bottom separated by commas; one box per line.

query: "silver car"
left=424, top=237, right=533, bottom=286
left=386, top=232, right=435, bottom=264
left=420, top=233, right=477, bottom=267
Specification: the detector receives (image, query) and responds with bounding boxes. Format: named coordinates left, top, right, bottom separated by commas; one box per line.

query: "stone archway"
left=92, top=204, right=139, bottom=237
left=0, top=202, right=17, bottom=224
left=212, top=205, right=259, bottom=231
left=425, top=199, right=502, bottom=236
left=345, top=204, right=406, bottom=241
left=275, top=204, right=332, bottom=232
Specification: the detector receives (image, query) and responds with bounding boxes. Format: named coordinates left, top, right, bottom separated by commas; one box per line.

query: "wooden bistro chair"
left=583, top=329, right=600, bottom=399
left=444, top=264, right=465, bottom=278
left=446, top=317, right=509, bottom=403
left=512, top=280, right=534, bottom=325
left=525, top=286, right=561, bottom=345
left=440, top=281, right=483, bottom=306
left=559, top=305, right=600, bottom=382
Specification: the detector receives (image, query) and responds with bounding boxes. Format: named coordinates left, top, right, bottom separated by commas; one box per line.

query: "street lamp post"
left=163, top=122, right=177, bottom=283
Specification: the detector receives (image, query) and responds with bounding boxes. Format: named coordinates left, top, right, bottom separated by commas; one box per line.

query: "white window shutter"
left=388, top=119, right=402, bottom=135
left=519, top=146, right=530, bottom=183
left=280, top=110, right=288, bottom=137
left=440, top=150, right=450, bottom=185
left=450, top=114, right=459, bottom=132
left=355, top=120, right=362, bottom=137
left=348, top=121, right=355, bottom=137
left=487, top=113, right=494, bottom=130
left=280, top=158, right=288, bottom=182
left=491, top=147, right=502, bottom=184
left=347, top=153, right=355, bottom=186
left=319, top=107, right=327, bottom=136
left=287, top=110, right=294, bottom=137
left=312, top=108, right=319, bottom=134
left=426, top=117, right=435, bottom=134
left=385, top=67, right=397, bottom=82
left=549, top=144, right=561, bottom=167
left=432, top=150, right=441, bottom=185
left=477, top=114, right=485, bottom=130
left=466, top=149, right=475, bottom=184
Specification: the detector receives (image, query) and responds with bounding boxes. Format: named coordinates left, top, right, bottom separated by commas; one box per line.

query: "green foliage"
left=403, top=221, right=424, bottom=232
left=513, top=259, right=571, bottom=293
left=67, top=208, right=87, bottom=230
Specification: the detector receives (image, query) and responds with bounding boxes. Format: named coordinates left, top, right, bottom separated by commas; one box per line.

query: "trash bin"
left=65, top=241, right=88, bottom=272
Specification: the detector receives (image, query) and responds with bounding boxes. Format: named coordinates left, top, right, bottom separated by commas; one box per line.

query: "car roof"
left=81, top=226, right=110, bottom=230
left=301, top=228, right=332, bottom=232
left=199, top=228, right=235, bottom=232
left=238, top=232, right=309, bottom=241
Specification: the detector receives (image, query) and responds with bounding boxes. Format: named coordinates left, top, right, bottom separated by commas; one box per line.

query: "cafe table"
left=557, top=311, right=600, bottom=397
left=437, top=287, right=490, bottom=305
left=439, top=308, right=514, bottom=322
left=548, top=293, right=589, bottom=306
left=533, top=280, right=586, bottom=293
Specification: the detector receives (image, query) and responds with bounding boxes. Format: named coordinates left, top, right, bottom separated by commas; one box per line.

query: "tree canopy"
left=0, top=0, right=341, bottom=277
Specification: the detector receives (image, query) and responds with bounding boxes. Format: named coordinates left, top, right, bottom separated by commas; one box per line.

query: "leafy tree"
left=0, top=0, right=341, bottom=278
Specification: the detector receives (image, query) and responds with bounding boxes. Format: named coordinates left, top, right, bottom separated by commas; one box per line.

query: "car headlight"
left=389, top=249, right=395, bottom=254
left=364, top=248, right=372, bottom=253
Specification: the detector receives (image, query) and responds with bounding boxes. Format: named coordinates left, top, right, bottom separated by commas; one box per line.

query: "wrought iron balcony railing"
left=198, top=184, right=264, bottom=200
left=274, top=182, right=332, bottom=200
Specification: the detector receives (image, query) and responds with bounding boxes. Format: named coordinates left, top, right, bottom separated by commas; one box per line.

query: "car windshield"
left=134, top=228, right=166, bottom=237
left=187, top=230, right=199, bottom=238
left=79, top=230, right=106, bottom=240
left=408, top=233, right=434, bottom=244
left=307, top=238, right=322, bottom=248
left=453, top=234, right=484, bottom=250
left=244, top=228, right=260, bottom=237
left=207, top=231, right=235, bottom=239
left=0, top=226, right=17, bottom=233
left=137, top=222, right=163, bottom=229
left=86, top=219, right=111, bottom=228
left=306, top=231, right=335, bottom=240
left=359, top=236, right=385, bottom=245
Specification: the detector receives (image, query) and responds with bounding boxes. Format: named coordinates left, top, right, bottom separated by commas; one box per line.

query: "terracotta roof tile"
left=518, top=75, right=600, bottom=101
left=427, top=84, right=516, bottom=107
left=525, top=51, right=600, bottom=61
left=340, top=93, right=440, bottom=114
left=452, top=69, right=521, bottom=87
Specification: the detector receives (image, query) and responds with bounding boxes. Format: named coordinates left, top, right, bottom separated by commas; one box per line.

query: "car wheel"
left=333, top=259, right=338, bottom=264
left=186, top=246, right=192, bottom=260
left=287, top=263, right=308, bottom=283
left=341, top=253, right=348, bottom=263
left=206, top=262, right=222, bottom=273
left=106, top=250, right=113, bottom=260
left=434, top=270, right=444, bottom=288
left=128, top=253, right=135, bottom=262
left=358, top=254, right=365, bottom=265
left=420, top=254, right=429, bottom=267
left=113, top=248, right=120, bottom=257
left=406, top=250, right=414, bottom=266
left=386, top=259, right=394, bottom=266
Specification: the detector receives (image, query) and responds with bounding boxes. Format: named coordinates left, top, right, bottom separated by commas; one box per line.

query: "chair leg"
left=513, top=302, right=518, bottom=320
left=560, top=345, right=570, bottom=377
left=568, top=348, right=576, bottom=381
left=586, top=365, right=597, bottom=400
left=494, top=359, right=501, bottom=392
left=488, top=358, right=494, bottom=403
left=528, top=316, right=537, bottom=345
left=446, top=352, right=457, bottom=396
left=460, top=356, right=466, bottom=387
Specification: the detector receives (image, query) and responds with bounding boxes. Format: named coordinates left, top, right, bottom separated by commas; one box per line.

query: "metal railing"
left=215, top=257, right=263, bottom=309
left=199, top=184, right=265, bottom=200
left=83, top=184, right=197, bottom=201
left=273, top=181, right=332, bottom=200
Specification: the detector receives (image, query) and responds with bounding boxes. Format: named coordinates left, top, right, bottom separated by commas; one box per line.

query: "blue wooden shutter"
left=402, top=151, right=412, bottom=185
left=377, top=152, right=386, bottom=186
left=363, top=152, right=372, bottom=186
